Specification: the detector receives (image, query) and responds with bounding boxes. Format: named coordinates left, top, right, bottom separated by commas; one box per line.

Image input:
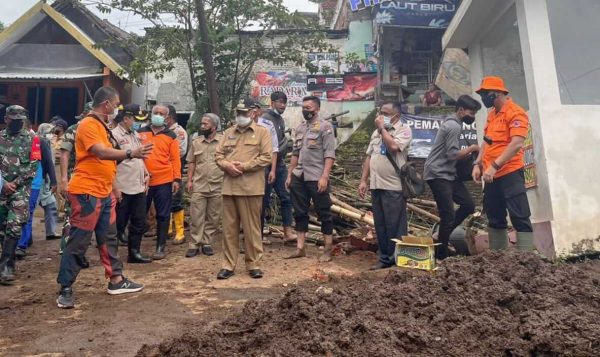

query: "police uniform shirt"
left=365, top=120, right=412, bottom=191
left=292, top=117, right=336, bottom=181
left=111, top=125, right=147, bottom=195
left=169, top=122, right=189, bottom=158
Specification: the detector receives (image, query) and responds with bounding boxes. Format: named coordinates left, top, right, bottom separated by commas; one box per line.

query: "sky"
left=0, top=0, right=318, bottom=34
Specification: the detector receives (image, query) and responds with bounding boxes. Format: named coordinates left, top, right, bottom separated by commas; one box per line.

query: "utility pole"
left=195, top=0, right=220, bottom=115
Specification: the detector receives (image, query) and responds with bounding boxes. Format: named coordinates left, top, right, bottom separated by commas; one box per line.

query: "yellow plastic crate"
left=393, top=236, right=440, bottom=271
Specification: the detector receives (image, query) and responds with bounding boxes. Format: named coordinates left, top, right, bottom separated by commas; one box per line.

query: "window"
left=480, top=5, right=529, bottom=110
left=547, top=0, right=600, bottom=105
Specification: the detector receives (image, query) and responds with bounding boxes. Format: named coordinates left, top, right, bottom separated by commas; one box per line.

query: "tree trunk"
left=194, top=0, right=220, bottom=115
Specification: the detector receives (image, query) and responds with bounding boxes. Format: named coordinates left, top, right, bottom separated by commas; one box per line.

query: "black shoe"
left=57, top=287, right=74, bottom=309
left=249, top=269, right=263, bottom=279
left=117, top=231, right=128, bottom=246
left=46, top=235, right=60, bottom=240
left=15, top=248, right=27, bottom=260
left=201, top=245, right=214, bottom=256
left=0, top=265, right=16, bottom=284
left=152, top=245, right=166, bottom=260
left=369, top=262, right=393, bottom=271
left=185, top=249, right=199, bottom=258
left=128, top=250, right=152, bottom=264
left=217, top=269, right=234, bottom=280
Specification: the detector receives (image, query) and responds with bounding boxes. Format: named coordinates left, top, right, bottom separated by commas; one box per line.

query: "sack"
left=399, top=161, right=425, bottom=199
left=455, top=152, right=475, bottom=181
left=385, top=149, right=425, bottom=199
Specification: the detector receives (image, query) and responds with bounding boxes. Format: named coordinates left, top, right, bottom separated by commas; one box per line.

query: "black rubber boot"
left=152, top=220, right=169, bottom=260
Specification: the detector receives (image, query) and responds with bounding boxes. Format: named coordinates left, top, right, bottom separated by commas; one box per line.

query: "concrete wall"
left=453, top=0, right=600, bottom=256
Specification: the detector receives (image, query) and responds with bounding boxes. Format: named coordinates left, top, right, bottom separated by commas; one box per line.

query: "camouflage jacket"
left=0, top=129, right=39, bottom=187
left=60, top=122, right=79, bottom=175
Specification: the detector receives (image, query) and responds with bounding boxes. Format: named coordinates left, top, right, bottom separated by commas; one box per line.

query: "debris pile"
left=137, top=251, right=600, bottom=356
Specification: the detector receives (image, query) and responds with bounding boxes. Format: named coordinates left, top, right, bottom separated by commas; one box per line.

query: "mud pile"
left=138, top=251, right=600, bottom=356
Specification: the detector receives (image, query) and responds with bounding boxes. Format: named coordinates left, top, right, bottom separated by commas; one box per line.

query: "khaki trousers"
left=222, top=195, right=263, bottom=271
left=189, top=192, right=222, bottom=248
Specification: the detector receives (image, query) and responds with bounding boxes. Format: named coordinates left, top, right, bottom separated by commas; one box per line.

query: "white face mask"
left=236, top=115, right=252, bottom=127
left=383, top=116, right=392, bottom=126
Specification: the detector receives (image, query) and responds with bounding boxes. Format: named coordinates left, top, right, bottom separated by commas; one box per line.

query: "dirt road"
left=0, top=213, right=374, bottom=357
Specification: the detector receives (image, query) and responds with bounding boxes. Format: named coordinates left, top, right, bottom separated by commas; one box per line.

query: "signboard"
left=307, top=75, right=344, bottom=92
left=308, top=52, right=339, bottom=74
left=250, top=71, right=308, bottom=107
left=326, top=73, right=377, bottom=102
left=435, top=48, right=471, bottom=100
left=523, top=125, right=537, bottom=189
left=374, top=0, right=459, bottom=28
left=402, top=113, right=477, bottom=158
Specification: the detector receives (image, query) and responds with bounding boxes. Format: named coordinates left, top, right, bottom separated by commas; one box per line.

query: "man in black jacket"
left=260, top=92, right=295, bottom=242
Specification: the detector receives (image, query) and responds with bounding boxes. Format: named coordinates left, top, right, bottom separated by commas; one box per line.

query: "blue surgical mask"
left=132, top=122, right=142, bottom=131
left=151, top=114, right=165, bottom=126
left=480, top=93, right=497, bottom=108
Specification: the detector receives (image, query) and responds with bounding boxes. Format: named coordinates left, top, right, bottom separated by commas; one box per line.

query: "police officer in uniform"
left=473, top=76, right=534, bottom=251
left=0, top=106, right=40, bottom=284
left=285, top=96, right=336, bottom=262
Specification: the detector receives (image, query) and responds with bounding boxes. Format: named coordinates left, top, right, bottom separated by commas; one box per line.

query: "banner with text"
left=402, top=113, right=477, bottom=158
left=251, top=71, right=308, bottom=107
left=374, top=0, right=459, bottom=28
left=307, top=74, right=345, bottom=92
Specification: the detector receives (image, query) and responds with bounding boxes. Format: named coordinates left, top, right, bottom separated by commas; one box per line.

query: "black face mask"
left=462, top=115, right=476, bottom=125
left=302, top=110, right=315, bottom=121
left=200, top=128, right=213, bottom=138
left=8, top=120, right=24, bottom=134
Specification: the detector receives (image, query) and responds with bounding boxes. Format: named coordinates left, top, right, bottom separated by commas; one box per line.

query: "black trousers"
left=116, top=192, right=147, bottom=252
left=290, top=175, right=333, bottom=235
left=427, top=179, right=475, bottom=259
left=371, top=189, right=407, bottom=266
left=483, top=169, right=533, bottom=232
left=146, top=183, right=173, bottom=246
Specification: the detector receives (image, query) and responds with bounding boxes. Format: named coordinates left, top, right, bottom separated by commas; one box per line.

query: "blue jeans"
left=261, top=163, right=293, bottom=232
left=18, top=188, right=41, bottom=249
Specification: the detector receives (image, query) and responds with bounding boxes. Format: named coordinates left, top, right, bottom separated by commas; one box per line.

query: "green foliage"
left=94, top=0, right=335, bottom=122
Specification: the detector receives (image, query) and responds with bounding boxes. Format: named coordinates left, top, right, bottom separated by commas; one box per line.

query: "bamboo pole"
left=407, top=203, right=440, bottom=223
left=408, top=198, right=438, bottom=208
left=330, top=195, right=364, bottom=215
left=331, top=205, right=375, bottom=226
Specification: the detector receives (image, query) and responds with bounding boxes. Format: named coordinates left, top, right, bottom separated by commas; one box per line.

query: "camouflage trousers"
left=59, top=194, right=72, bottom=254
left=0, top=185, right=32, bottom=269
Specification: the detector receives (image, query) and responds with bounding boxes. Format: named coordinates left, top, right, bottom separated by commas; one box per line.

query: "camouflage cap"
left=5, top=105, right=28, bottom=120
left=75, top=101, right=94, bottom=120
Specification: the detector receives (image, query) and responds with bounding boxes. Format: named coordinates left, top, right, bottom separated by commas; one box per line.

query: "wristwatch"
left=126, top=149, right=133, bottom=160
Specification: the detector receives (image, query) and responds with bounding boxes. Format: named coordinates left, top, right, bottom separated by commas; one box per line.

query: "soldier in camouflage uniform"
left=0, top=106, right=40, bottom=284
left=58, top=102, right=92, bottom=257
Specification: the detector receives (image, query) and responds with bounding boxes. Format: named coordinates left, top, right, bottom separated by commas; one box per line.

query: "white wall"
left=516, top=0, right=600, bottom=255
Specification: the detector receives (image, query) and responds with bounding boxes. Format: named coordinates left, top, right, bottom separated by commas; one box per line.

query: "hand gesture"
left=172, top=181, right=181, bottom=193
left=358, top=180, right=368, bottom=200
left=472, top=165, right=482, bottom=184
left=2, top=181, right=17, bottom=195
left=225, top=162, right=243, bottom=177
left=133, top=143, right=153, bottom=159
left=268, top=170, right=276, bottom=185
left=317, top=176, right=329, bottom=193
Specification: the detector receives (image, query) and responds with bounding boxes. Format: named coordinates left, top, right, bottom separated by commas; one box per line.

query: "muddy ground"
left=0, top=211, right=374, bottom=357
left=138, top=251, right=600, bottom=357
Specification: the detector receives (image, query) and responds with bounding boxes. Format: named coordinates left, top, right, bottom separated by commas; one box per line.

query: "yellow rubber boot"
left=172, top=210, right=186, bottom=245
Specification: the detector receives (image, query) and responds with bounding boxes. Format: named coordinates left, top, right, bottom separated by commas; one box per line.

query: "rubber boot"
left=128, top=231, right=151, bottom=263
left=0, top=238, right=18, bottom=284
left=516, top=232, right=534, bottom=252
left=488, top=228, right=508, bottom=250
left=153, top=220, right=169, bottom=260
left=171, top=210, right=186, bottom=245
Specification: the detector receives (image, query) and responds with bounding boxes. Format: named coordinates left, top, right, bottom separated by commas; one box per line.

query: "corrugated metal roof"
left=0, top=73, right=105, bottom=80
